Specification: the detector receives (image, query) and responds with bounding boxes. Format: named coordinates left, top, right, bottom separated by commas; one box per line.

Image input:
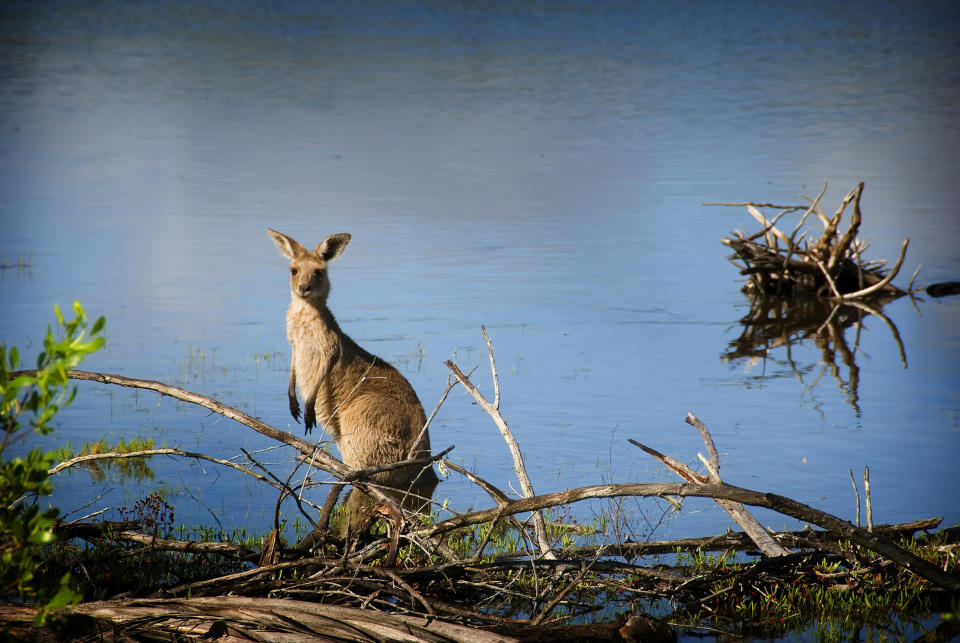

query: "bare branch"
left=19, top=369, right=426, bottom=525
left=828, top=182, right=865, bottom=271
left=704, top=201, right=807, bottom=211
left=408, top=375, right=458, bottom=459
left=14, top=369, right=318, bottom=457
left=849, top=467, right=861, bottom=527
left=840, top=238, right=909, bottom=300
left=446, top=334, right=554, bottom=559
left=50, top=448, right=276, bottom=489
left=633, top=419, right=789, bottom=557
left=412, top=479, right=958, bottom=590
left=748, top=205, right=790, bottom=247
left=685, top=413, right=719, bottom=474
left=111, top=531, right=254, bottom=557
left=481, top=325, right=501, bottom=409
left=628, top=439, right=708, bottom=484
left=815, top=260, right=844, bottom=299
left=907, top=263, right=923, bottom=294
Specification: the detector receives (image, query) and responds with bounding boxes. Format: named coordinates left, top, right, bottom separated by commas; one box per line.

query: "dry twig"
left=445, top=327, right=554, bottom=559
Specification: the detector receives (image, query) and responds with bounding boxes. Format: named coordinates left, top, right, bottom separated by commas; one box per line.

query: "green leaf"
left=55, top=363, right=69, bottom=386
left=27, top=529, right=57, bottom=545
left=46, top=575, right=81, bottom=610
left=90, top=316, right=106, bottom=335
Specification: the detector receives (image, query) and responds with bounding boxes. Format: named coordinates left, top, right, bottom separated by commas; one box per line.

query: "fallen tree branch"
left=488, top=517, right=943, bottom=560
left=3, top=597, right=518, bottom=643
left=705, top=201, right=807, bottom=211
left=99, top=530, right=254, bottom=557
left=413, top=480, right=959, bottom=591
left=630, top=413, right=790, bottom=558
left=50, top=447, right=277, bottom=488
left=12, top=369, right=318, bottom=456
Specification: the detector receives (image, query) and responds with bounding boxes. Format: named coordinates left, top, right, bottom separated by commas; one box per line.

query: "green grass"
left=70, top=436, right=158, bottom=483
left=675, top=534, right=960, bottom=639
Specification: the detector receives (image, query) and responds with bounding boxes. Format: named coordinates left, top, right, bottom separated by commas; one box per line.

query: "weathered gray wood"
left=413, top=481, right=959, bottom=591
left=446, top=327, right=554, bottom=560
left=0, top=597, right=519, bottom=642
left=630, top=418, right=790, bottom=559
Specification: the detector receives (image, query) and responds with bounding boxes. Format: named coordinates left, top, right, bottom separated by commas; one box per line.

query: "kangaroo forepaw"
left=304, top=404, right=316, bottom=433
left=289, top=397, right=301, bottom=423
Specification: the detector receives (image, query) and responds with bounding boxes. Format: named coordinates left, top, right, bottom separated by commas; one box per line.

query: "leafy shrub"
left=1, top=301, right=104, bottom=625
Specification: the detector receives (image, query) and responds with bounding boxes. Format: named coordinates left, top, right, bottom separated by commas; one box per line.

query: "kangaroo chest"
left=286, top=306, right=348, bottom=426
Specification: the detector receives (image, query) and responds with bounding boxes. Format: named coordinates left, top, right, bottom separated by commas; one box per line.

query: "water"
left=2, top=1, right=959, bottom=548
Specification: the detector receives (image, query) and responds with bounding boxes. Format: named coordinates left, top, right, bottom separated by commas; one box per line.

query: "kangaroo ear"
left=316, top=233, right=351, bottom=262
left=267, top=229, right=305, bottom=259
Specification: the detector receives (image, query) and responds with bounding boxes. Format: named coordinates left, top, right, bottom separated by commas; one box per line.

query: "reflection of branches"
left=723, top=297, right=907, bottom=416
left=844, top=298, right=908, bottom=368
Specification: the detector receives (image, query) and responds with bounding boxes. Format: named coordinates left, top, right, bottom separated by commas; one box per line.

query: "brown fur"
left=267, top=229, right=437, bottom=512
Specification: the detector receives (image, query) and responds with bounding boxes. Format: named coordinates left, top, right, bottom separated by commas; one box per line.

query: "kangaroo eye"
left=290, top=268, right=298, bottom=276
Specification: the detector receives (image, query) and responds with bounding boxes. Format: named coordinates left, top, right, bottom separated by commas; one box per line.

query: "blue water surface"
left=1, top=1, right=958, bottom=545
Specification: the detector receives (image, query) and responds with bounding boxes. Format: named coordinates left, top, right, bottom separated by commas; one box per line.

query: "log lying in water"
left=711, top=183, right=911, bottom=301
left=926, top=281, right=960, bottom=297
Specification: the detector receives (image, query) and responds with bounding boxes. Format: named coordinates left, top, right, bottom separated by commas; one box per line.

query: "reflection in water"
left=723, top=297, right=907, bottom=416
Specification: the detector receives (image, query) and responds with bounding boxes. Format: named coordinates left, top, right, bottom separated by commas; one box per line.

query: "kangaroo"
left=267, top=229, right=438, bottom=516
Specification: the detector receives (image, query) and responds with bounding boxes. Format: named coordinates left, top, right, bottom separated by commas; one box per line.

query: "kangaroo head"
left=267, top=229, right=351, bottom=305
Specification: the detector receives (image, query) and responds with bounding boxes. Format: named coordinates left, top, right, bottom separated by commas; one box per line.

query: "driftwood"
left=0, top=597, right=518, bottom=642
left=711, top=182, right=911, bottom=301
left=6, top=329, right=960, bottom=640
left=712, top=184, right=925, bottom=419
